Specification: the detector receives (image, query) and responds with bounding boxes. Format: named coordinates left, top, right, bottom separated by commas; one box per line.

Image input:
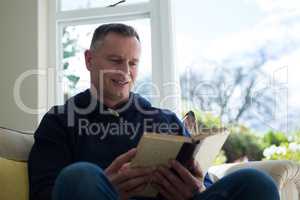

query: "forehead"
left=99, top=32, right=141, bottom=56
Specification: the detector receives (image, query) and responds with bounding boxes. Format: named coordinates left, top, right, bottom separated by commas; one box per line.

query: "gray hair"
left=90, top=23, right=140, bottom=51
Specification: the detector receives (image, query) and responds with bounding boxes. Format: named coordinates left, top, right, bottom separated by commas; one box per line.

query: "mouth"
left=111, top=79, right=130, bottom=87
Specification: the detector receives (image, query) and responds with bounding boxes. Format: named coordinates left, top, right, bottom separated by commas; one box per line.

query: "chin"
left=111, top=90, right=130, bottom=101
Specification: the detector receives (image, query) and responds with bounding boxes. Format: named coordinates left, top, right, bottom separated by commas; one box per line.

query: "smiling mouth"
left=111, top=79, right=130, bottom=86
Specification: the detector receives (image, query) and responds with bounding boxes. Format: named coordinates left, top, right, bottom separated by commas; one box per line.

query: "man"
left=28, top=23, right=279, bottom=200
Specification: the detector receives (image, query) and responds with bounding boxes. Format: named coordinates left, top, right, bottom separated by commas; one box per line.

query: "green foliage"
left=197, top=112, right=222, bottom=129
left=182, top=107, right=222, bottom=129
left=182, top=109, right=300, bottom=164
left=259, top=131, right=300, bottom=163
left=62, top=28, right=78, bottom=59
left=222, top=128, right=264, bottom=163
left=290, top=131, right=300, bottom=143
left=64, top=50, right=77, bottom=59
left=62, top=26, right=81, bottom=95
left=63, top=62, right=69, bottom=70
left=263, top=143, right=300, bottom=162
left=222, top=128, right=300, bottom=163
left=262, top=131, right=288, bottom=147
left=213, top=150, right=227, bottom=165
left=66, top=75, right=80, bottom=89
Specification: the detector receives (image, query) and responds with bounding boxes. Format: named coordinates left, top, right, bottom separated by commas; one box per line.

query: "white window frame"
left=45, top=0, right=180, bottom=118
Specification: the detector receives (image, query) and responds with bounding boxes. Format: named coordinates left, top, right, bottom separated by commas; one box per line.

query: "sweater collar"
left=72, top=89, right=151, bottom=117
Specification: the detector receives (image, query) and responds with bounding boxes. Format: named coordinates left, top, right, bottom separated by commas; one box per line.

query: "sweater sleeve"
left=28, top=108, right=72, bottom=200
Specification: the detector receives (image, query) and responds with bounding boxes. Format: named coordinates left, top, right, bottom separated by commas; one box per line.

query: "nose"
left=119, top=62, right=130, bottom=75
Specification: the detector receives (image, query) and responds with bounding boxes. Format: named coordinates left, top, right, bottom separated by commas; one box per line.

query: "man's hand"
left=105, top=148, right=154, bottom=200
left=153, top=159, right=204, bottom=200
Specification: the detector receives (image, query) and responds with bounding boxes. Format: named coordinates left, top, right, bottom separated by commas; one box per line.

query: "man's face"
left=85, top=33, right=141, bottom=103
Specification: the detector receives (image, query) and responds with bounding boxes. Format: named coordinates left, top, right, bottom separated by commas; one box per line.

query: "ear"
left=84, top=49, right=93, bottom=71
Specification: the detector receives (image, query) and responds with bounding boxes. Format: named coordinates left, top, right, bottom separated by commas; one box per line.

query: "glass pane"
left=60, top=0, right=149, bottom=11
left=174, top=0, right=300, bottom=133
left=61, top=18, right=152, bottom=102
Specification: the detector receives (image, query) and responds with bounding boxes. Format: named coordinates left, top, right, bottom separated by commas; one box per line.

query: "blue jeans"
left=52, top=162, right=279, bottom=200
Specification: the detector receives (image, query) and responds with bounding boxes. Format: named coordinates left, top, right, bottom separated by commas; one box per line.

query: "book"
left=131, top=111, right=229, bottom=197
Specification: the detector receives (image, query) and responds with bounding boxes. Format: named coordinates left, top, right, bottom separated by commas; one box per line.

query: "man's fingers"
left=157, top=166, right=186, bottom=190
left=119, top=175, right=151, bottom=191
left=154, top=184, right=173, bottom=200
left=119, top=162, right=131, bottom=172
left=186, top=159, right=203, bottom=178
left=125, top=183, right=148, bottom=197
left=157, top=166, right=192, bottom=199
left=191, top=160, right=203, bottom=179
left=171, top=160, right=203, bottom=195
left=105, top=148, right=137, bottom=174
left=171, top=160, right=198, bottom=184
left=154, top=171, right=185, bottom=200
left=112, top=167, right=154, bottom=184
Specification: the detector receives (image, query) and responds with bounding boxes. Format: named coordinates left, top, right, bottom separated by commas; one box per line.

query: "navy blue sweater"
left=28, top=89, right=212, bottom=200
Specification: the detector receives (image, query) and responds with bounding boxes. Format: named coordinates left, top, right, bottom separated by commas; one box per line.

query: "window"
left=171, top=0, right=300, bottom=164
left=48, top=0, right=179, bottom=110
left=173, top=0, right=300, bottom=132
left=60, top=0, right=149, bottom=11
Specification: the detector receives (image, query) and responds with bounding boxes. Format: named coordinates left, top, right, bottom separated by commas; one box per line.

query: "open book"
left=131, top=111, right=229, bottom=197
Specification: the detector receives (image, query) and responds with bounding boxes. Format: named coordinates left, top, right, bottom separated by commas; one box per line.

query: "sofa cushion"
left=0, top=157, right=29, bottom=200
left=280, top=181, right=299, bottom=200
left=0, top=127, right=34, bottom=161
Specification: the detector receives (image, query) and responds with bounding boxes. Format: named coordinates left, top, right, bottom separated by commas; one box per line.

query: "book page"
left=193, top=130, right=229, bottom=175
left=131, top=134, right=185, bottom=197
left=131, top=134, right=184, bottom=167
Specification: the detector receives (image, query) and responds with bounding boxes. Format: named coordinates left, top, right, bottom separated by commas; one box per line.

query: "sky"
left=173, top=0, right=300, bottom=132
left=174, top=0, right=300, bottom=70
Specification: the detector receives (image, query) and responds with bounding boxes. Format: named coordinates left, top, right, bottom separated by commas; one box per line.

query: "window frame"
left=45, top=0, right=180, bottom=118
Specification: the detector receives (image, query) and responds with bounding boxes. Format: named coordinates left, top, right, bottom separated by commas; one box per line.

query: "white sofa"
left=208, top=160, right=300, bottom=200
left=1, top=127, right=300, bottom=200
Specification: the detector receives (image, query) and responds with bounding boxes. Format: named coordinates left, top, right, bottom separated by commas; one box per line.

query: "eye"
left=109, top=59, right=122, bottom=64
left=129, top=61, right=138, bottom=67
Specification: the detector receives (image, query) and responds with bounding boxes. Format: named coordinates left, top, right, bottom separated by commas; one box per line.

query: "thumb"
left=105, top=148, right=137, bottom=174
left=191, top=160, right=203, bottom=179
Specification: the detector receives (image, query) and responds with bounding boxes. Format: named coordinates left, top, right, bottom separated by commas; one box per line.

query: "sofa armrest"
left=208, top=160, right=300, bottom=200
left=0, top=128, right=34, bottom=161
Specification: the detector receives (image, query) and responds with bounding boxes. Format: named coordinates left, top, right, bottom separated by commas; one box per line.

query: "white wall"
left=0, top=0, right=45, bottom=131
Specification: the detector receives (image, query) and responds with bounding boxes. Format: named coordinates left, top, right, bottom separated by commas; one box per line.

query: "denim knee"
left=230, top=168, right=279, bottom=199
left=194, top=168, right=280, bottom=200
left=52, top=162, right=119, bottom=200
